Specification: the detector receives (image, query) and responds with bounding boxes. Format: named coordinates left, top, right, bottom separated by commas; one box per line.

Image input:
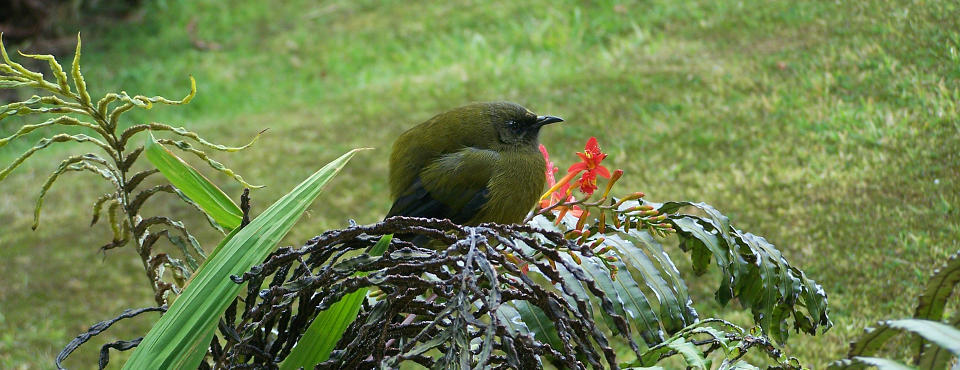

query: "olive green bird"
left=387, top=102, right=562, bottom=245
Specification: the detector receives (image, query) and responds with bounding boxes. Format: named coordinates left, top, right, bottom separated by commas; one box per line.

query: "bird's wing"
left=386, top=147, right=498, bottom=224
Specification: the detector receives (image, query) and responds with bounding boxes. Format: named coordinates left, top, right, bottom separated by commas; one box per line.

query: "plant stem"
left=70, top=83, right=162, bottom=303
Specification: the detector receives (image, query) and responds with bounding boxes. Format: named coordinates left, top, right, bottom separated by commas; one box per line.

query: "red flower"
left=567, top=137, right=609, bottom=174
left=572, top=170, right=599, bottom=194
left=539, top=137, right=612, bottom=201
left=567, top=137, right=610, bottom=195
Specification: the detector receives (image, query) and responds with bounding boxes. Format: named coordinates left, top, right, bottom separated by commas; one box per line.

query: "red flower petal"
left=568, top=206, right=583, bottom=218
left=585, top=137, right=600, bottom=153
left=595, top=165, right=611, bottom=178
left=567, top=162, right=588, bottom=173
left=579, top=181, right=597, bottom=194
left=576, top=171, right=599, bottom=194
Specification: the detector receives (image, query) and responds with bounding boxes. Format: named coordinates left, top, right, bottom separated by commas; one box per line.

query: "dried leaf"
left=71, top=34, right=91, bottom=106
left=157, top=138, right=263, bottom=188
left=0, top=134, right=116, bottom=182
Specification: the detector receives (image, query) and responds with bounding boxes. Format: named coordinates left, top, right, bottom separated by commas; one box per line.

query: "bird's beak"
left=536, top=115, right=564, bottom=127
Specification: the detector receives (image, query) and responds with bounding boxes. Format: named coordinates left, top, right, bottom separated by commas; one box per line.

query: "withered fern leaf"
left=0, top=34, right=260, bottom=304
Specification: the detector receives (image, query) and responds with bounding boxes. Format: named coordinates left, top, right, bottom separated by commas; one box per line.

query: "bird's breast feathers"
left=472, top=148, right=545, bottom=224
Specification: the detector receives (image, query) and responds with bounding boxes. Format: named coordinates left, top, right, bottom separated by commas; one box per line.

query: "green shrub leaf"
left=652, top=201, right=831, bottom=343
left=666, top=337, right=707, bottom=369
left=606, top=233, right=689, bottom=333
left=674, top=216, right=732, bottom=302
left=607, top=258, right=665, bottom=346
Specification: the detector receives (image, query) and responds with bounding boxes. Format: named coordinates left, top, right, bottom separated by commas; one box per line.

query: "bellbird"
left=387, top=102, right=563, bottom=245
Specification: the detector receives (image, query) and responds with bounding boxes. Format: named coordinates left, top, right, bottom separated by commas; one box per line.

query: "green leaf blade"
left=144, top=133, right=242, bottom=229
left=124, top=148, right=365, bottom=369
left=828, top=356, right=914, bottom=370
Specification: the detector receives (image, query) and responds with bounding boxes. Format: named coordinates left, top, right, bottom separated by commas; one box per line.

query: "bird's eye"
left=507, top=120, right=518, bottom=129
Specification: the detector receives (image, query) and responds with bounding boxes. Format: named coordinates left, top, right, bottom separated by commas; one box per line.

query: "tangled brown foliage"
left=219, top=216, right=631, bottom=369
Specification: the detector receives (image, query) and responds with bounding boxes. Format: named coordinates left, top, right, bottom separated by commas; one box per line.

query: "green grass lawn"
left=1, top=0, right=958, bottom=368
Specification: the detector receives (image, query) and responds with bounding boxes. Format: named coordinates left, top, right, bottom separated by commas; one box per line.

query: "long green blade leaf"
left=886, top=319, right=960, bottom=356
left=913, top=249, right=960, bottom=360
left=915, top=250, right=960, bottom=321
left=829, top=356, right=914, bottom=370
left=279, top=234, right=393, bottom=369
left=846, top=318, right=960, bottom=360
left=144, top=132, right=242, bottom=229
left=124, top=148, right=365, bottom=369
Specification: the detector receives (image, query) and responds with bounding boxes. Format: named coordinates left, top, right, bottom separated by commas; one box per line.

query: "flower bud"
left=555, top=208, right=570, bottom=225
left=589, top=237, right=606, bottom=250
left=567, top=250, right=582, bottom=265
left=600, top=169, right=624, bottom=199
left=540, top=170, right=579, bottom=202
left=575, top=209, right=590, bottom=231
left=598, top=211, right=606, bottom=233
left=612, top=191, right=645, bottom=208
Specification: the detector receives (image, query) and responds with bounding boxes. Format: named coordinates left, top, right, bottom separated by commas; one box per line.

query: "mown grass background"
left=1, top=0, right=957, bottom=368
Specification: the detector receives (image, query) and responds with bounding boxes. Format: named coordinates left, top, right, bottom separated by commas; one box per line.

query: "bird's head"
left=480, top=102, right=563, bottom=148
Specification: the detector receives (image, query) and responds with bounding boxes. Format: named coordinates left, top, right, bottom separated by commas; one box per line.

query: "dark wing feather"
left=386, top=177, right=489, bottom=224
left=386, top=147, right=498, bottom=246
